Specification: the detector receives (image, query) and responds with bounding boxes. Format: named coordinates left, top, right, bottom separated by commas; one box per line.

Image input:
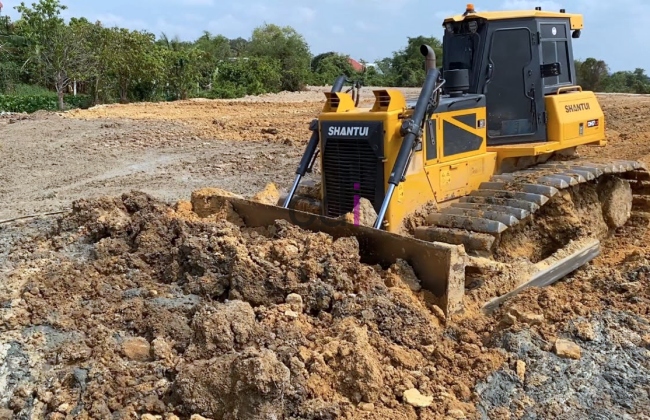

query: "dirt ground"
left=2, top=89, right=650, bottom=419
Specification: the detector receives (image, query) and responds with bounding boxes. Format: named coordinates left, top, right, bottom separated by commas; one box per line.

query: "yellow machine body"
left=317, top=85, right=606, bottom=233
left=211, top=6, right=644, bottom=316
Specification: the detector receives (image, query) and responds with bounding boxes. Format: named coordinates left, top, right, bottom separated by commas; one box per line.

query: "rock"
left=141, top=415, right=161, bottom=420
left=164, top=416, right=180, bottom=420
left=403, top=388, right=433, bottom=408
left=509, top=307, right=544, bottom=325
left=57, top=403, right=71, bottom=413
left=574, top=322, right=596, bottom=341
left=189, top=301, right=257, bottom=356
left=339, top=197, right=377, bottom=227
left=190, top=416, right=212, bottom=420
left=0, top=409, right=13, bottom=420
left=152, top=337, right=175, bottom=365
left=516, top=360, right=526, bottom=382
left=447, top=409, right=467, bottom=419
left=284, top=309, right=299, bottom=319
left=554, top=339, right=582, bottom=360
left=121, top=337, right=151, bottom=361
left=285, top=293, right=303, bottom=312
left=358, top=403, right=375, bottom=411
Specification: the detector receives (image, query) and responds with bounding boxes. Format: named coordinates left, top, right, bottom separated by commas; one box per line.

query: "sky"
left=0, top=0, right=647, bottom=72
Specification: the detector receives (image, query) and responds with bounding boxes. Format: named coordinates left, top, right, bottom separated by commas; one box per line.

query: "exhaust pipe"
left=331, top=75, right=347, bottom=93
left=420, top=44, right=437, bottom=71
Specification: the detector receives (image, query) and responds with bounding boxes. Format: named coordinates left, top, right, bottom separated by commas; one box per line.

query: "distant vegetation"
left=0, top=0, right=648, bottom=112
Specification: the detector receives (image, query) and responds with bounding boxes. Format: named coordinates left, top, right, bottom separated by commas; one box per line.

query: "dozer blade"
left=479, top=238, right=601, bottom=314
left=215, top=194, right=468, bottom=315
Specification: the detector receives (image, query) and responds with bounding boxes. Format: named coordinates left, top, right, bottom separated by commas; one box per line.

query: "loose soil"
left=2, top=89, right=650, bottom=419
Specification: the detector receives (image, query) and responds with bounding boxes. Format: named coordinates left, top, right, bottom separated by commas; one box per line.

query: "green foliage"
left=247, top=24, right=311, bottom=91
left=575, top=58, right=609, bottom=91
left=1, top=0, right=647, bottom=112
left=0, top=92, right=90, bottom=112
left=14, top=0, right=89, bottom=109
left=194, top=32, right=232, bottom=89
left=360, top=65, right=387, bottom=87
left=159, top=34, right=204, bottom=100
left=103, top=28, right=165, bottom=103
left=383, top=36, right=443, bottom=87
left=211, top=57, right=282, bottom=98
left=310, top=53, right=355, bottom=85
left=575, top=59, right=650, bottom=94
left=6, top=83, right=51, bottom=96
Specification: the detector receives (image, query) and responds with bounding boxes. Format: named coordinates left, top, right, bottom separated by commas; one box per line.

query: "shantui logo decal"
left=327, top=126, right=369, bottom=137
left=565, top=102, right=591, bottom=113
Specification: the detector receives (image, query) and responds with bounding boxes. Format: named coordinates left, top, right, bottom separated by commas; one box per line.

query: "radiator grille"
left=322, top=138, right=381, bottom=218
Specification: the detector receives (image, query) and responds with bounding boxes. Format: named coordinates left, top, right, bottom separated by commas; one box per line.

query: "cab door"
left=484, top=22, right=547, bottom=145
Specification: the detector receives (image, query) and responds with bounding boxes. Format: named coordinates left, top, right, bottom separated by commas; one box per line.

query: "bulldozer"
left=209, top=5, right=649, bottom=316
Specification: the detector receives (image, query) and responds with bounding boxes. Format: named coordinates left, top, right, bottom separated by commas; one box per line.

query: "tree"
left=103, top=28, right=165, bottom=103
left=194, top=31, right=231, bottom=89
left=68, top=17, right=109, bottom=103
left=159, top=34, right=203, bottom=100
left=212, top=56, right=282, bottom=98
left=247, top=24, right=311, bottom=91
left=15, top=0, right=89, bottom=109
left=311, top=52, right=355, bottom=85
left=0, top=16, right=24, bottom=93
left=229, top=37, right=248, bottom=57
left=387, top=36, right=443, bottom=87
left=601, top=68, right=650, bottom=94
left=575, top=58, right=609, bottom=91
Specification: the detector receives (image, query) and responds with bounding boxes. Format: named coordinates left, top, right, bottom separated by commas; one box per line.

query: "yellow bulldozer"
left=213, top=5, right=649, bottom=315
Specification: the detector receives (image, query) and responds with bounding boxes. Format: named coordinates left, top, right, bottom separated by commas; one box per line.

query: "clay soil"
left=2, top=90, right=650, bottom=419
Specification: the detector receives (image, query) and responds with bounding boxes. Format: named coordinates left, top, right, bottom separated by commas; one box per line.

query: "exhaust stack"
left=420, top=44, right=437, bottom=71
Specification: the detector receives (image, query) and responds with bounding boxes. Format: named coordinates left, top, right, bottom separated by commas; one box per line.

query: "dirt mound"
left=1, top=191, right=504, bottom=419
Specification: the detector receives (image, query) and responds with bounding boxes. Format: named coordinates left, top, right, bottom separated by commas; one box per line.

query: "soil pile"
left=0, top=191, right=503, bottom=420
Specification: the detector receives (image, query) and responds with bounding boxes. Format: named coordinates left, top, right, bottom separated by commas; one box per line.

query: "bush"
left=0, top=92, right=93, bottom=113
left=210, top=57, right=282, bottom=99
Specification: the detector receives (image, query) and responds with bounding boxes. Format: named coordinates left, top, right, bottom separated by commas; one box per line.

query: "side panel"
left=425, top=104, right=497, bottom=204
left=545, top=91, right=606, bottom=145
left=439, top=106, right=487, bottom=163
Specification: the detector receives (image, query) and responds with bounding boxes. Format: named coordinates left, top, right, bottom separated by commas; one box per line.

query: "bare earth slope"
left=1, top=90, right=650, bottom=419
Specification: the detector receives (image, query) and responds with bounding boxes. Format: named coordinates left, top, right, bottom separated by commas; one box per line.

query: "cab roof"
left=442, top=9, right=584, bottom=30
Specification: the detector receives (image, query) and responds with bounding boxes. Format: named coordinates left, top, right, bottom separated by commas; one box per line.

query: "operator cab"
left=441, top=4, right=582, bottom=145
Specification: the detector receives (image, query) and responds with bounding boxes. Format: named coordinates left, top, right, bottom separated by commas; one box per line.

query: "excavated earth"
left=1, top=91, right=650, bottom=419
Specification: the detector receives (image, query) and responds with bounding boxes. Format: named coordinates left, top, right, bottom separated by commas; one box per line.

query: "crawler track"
left=415, top=159, right=648, bottom=259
